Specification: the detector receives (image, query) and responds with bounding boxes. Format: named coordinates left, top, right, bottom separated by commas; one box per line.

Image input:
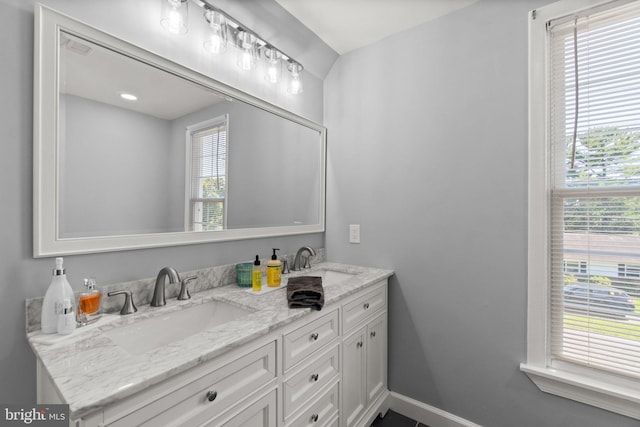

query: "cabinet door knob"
left=357, top=341, right=363, bottom=348
left=310, top=332, right=319, bottom=341
left=206, top=390, right=218, bottom=402
left=311, top=373, right=319, bottom=382
left=371, top=331, right=376, bottom=338
left=363, top=303, right=370, bottom=309
left=311, top=414, right=319, bottom=422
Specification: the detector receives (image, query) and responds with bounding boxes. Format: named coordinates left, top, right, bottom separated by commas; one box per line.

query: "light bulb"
left=267, top=66, right=278, bottom=83
left=167, top=10, right=182, bottom=33
left=263, top=46, right=280, bottom=83
left=236, top=30, right=257, bottom=70
left=160, top=0, right=188, bottom=35
left=289, top=75, right=302, bottom=94
left=287, top=61, right=303, bottom=94
left=203, top=9, right=227, bottom=54
left=205, top=34, right=224, bottom=54
left=240, top=50, right=254, bottom=70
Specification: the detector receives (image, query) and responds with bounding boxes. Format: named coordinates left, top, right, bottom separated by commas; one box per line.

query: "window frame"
left=618, top=263, right=640, bottom=278
left=184, top=115, right=229, bottom=232
left=563, top=260, right=587, bottom=275
left=521, top=0, right=640, bottom=419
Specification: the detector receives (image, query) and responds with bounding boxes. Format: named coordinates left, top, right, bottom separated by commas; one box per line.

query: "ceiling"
left=274, top=0, right=480, bottom=55
left=60, top=33, right=224, bottom=120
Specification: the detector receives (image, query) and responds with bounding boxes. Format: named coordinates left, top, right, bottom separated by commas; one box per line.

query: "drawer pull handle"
left=310, top=332, right=319, bottom=341
left=363, top=303, right=370, bottom=309
left=311, top=373, right=319, bottom=382
left=371, top=331, right=376, bottom=338
left=206, top=390, right=218, bottom=402
left=357, top=341, right=363, bottom=348
left=311, top=414, right=319, bottom=422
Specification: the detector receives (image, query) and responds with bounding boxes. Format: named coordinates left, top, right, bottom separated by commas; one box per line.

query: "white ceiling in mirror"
left=274, top=0, right=480, bottom=54
left=60, top=32, right=224, bottom=120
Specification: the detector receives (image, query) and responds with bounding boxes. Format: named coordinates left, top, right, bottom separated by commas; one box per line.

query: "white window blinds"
left=189, top=116, right=227, bottom=231
left=548, top=0, right=640, bottom=377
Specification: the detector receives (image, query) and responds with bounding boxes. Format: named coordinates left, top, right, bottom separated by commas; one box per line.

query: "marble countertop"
left=27, top=262, right=393, bottom=419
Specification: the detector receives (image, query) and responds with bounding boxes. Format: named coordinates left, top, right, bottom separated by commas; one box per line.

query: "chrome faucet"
left=151, top=267, right=180, bottom=307
left=292, top=246, right=316, bottom=271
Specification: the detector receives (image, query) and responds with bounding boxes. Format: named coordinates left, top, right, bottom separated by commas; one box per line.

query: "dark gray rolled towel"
left=287, top=276, right=324, bottom=310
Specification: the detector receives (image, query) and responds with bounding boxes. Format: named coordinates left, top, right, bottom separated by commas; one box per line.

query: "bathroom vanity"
left=28, top=263, right=393, bottom=427
left=28, top=6, right=393, bottom=426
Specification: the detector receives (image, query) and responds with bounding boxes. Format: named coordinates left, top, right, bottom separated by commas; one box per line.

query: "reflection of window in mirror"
left=186, top=115, right=228, bottom=231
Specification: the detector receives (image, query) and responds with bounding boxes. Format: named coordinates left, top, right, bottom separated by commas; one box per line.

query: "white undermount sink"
left=104, top=300, right=251, bottom=355
left=315, top=269, right=356, bottom=285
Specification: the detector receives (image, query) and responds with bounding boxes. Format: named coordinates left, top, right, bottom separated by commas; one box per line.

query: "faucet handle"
left=178, top=275, right=197, bottom=301
left=281, top=258, right=290, bottom=274
left=107, top=290, right=137, bottom=315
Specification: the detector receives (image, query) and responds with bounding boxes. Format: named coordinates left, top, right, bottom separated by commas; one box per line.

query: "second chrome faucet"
left=292, top=246, right=316, bottom=271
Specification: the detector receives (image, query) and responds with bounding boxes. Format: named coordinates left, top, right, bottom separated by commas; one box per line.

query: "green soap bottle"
left=252, top=255, right=262, bottom=292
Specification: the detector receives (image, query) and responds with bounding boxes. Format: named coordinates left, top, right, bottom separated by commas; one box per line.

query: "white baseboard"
left=356, top=390, right=391, bottom=427
left=388, top=392, right=482, bottom=427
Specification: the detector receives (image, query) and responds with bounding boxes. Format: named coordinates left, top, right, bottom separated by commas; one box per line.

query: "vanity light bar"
left=168, top=0, right=304, bottom=93
left=197, top=1, right=299, bottom=65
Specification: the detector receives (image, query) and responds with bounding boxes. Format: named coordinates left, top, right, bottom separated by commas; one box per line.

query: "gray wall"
left=324, top=0, right=638, bottom=426
left=61, top=94, right=175, bottom=237
left=0, top=0, right=326, bottom=405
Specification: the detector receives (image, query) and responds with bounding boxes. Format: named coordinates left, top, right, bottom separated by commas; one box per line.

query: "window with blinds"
left=548, top=1, right=640, bottom=378
left=189, top=115, right=228, bottom=231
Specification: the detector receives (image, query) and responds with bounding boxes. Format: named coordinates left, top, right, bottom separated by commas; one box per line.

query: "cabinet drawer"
left=200, top=387, right=276, bottom=427
left=287, top=381, right=339, bottom=427
left=324, top=416, right=339, bottom=427
left=342, top=283, right=386, bottom=333
left=108, top=341, right=276, bottom=427
left=283, top=344, right=340, bottom=420
left=283, top=309, right=339, bottom=371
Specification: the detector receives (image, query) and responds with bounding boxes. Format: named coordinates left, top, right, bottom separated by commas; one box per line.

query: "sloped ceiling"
left=274, top=0, right=480, bottom=54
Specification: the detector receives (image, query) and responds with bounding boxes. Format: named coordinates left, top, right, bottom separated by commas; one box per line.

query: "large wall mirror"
left=34, top=6, right=325, bottom=257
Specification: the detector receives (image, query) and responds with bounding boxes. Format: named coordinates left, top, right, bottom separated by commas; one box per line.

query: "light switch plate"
left=349, top=224, right=360, bottom=244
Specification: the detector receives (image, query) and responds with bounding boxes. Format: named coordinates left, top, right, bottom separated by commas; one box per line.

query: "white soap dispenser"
left=41, top=257, right=76, bottom=334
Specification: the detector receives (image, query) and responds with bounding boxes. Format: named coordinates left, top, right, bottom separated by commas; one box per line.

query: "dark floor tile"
left=370, top=410, right=417, bottom=427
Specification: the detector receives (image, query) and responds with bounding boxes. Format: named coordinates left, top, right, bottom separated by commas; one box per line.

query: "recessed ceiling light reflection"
left=119, top=93, right=138, bottom=101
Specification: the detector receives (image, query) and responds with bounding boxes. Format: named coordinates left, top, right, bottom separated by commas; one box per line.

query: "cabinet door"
left=366, top=313, right=387, bottom=405
left=342, top=328, right=366, bottom=427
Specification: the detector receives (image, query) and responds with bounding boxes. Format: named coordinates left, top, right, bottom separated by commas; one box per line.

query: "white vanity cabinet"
left=36, top=278, right=389, bottom=427
left=341, top=283, right=388, bottom=427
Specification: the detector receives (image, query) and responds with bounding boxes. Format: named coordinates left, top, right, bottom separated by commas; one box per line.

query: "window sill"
left=520, top=363, right=640, bottom=420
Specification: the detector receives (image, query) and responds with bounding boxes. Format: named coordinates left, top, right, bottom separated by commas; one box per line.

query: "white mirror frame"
left=33, top=5, right=326, bottom=257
